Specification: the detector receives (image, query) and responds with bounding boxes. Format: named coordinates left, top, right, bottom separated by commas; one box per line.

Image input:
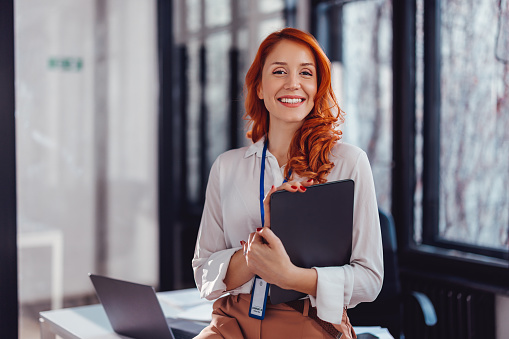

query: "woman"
left=192, top=28, right=383, bottom=338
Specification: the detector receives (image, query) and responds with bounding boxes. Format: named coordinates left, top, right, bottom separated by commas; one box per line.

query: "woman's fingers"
left=246, top=178, right=314, bottom=278
left=301, top=178, right=315, bottom=187
left=245, top=229, right=268, bottom=259
left=247, top=231, right=256, bottom=246
left=263, top=185, right=277, bottom=204
left=279, top=178, right=314, bottom=192
left=243, top=227, right=293, bottom=285
left=246, top=230, right=263, bottom=254
left=256, top=227, right=282, bottom=248
left=262, top=185, right=277, bottom=228
left=278, top=182, right=298, bottom=192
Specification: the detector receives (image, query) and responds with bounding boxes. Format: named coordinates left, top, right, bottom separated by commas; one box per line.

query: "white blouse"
left=192, top=137, right=383, bottom=325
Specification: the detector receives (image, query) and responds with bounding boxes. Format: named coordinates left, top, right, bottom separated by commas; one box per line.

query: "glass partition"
left=15, top=0, right=158, bottom=337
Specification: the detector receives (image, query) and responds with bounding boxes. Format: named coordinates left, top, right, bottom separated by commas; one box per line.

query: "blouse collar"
left=244, top=136, right=267, bottom=158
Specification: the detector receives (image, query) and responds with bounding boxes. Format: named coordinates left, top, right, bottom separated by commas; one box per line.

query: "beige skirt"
left=194, top=294, right=356, bottom=339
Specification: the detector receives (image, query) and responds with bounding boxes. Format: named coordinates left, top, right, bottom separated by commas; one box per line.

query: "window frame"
left=421, top=0, right=508, bottom=262
left=0, top=0, right=19, bottom=336
left=393, top=0, right=509, bottom=291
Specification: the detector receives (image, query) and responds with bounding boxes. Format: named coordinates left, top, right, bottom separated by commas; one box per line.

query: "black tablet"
left=268, top=179, right=354, bottom=304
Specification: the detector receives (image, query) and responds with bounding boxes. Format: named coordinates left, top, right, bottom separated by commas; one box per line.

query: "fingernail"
left=301, top=186, right=307, bottom=191
left=240, top=240, right=245, bottom=245
left=271, top=185, right=275, bottom=190
left=307, top=179, right=313, bottom=182
left=256, top=228, right=262, bottom=232
left=291, top=185, right=298, bottom=189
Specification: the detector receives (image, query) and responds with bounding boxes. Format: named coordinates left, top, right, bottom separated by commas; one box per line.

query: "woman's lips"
left=278, top=97, right=305, bottom=106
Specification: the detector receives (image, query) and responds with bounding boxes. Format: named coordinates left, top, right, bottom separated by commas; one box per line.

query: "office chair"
left=347, top=210, right=437, bottom=338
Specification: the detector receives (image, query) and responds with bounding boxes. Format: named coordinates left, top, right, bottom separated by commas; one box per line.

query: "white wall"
left=16, top=0, right=158, bottom=304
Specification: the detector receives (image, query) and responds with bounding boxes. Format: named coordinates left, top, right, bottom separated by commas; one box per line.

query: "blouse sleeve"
left=191, top=156, right=247, bottom=301
left=308, top=150, right=383, bottom=324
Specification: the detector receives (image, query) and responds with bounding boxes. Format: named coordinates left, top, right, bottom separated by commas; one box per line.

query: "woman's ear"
left=257, top=85, right=263, bottom=100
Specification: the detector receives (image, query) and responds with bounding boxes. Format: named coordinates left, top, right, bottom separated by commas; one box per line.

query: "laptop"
left=268, top=179, right=354, bottom=304
left=89, top=274, right=206, bottom=339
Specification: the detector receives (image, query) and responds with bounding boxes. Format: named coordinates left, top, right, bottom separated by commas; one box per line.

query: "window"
left=173, top=0, right=286, bottom=205
left=311, top=0, right=393, bottom=213
left=168, top=0, right=286, bottom=289
left=414, top=0, right=509, bottom=262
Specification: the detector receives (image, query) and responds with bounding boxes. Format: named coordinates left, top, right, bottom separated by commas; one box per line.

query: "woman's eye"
left=301, top=71, right=313, bottom=76
left=272, top=69, right=286, bottom=75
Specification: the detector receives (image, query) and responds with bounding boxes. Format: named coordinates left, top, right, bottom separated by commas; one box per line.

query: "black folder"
left=268, top=179, right=354, bottom=304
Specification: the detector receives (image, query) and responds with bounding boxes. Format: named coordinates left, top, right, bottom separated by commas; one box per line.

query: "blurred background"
left=3, top=0, right=508, bottom=338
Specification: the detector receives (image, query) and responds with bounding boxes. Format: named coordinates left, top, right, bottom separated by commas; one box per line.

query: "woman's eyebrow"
left=271, top=61, right=316, bottom=67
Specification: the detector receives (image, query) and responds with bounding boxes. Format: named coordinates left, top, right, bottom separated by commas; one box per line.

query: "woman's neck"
left=267, top=123, right=300, bottom=167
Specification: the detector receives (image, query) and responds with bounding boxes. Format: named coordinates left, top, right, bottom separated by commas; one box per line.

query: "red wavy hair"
left=244, top=28, right=344, bottom=183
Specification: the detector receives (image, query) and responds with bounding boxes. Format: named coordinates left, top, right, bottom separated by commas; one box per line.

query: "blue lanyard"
left=259, top=139, right=292, bottom=227
left=251, top=139, right=292, bottom=321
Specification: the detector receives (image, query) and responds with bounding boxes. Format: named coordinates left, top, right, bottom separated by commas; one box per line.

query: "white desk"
left=39, top=288, right=394, bottom=339
left=39, top=288, right=210, bottom=339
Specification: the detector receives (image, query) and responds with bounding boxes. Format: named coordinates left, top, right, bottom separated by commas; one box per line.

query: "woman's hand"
left=263, top=178, right=314, bottom=228
left=236, top=178, right=318, bottom=294
left=224, top=179, right=313, bottom=291
left=242, top=227, right=318, bottom=296
left=243, top=227, right=294, bottom=288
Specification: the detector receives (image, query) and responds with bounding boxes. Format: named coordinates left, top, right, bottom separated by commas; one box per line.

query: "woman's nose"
left=284, top=73, right=301, bottom=90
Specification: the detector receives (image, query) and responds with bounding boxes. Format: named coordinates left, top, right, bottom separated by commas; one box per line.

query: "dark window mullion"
left=199, top=45, right=208, bottom=202
left=422, top=0, right=441, bottom=245
left=229, top=48, right=239, bottom=150
left=179, top=45, right=189, bottom=209
left=392, top=0, right=417, bottom=253
left=284, top=0, right=298, bottom=27
left=327, top=4, right=343, bottom=63
left=158, top=0, right=176, bottom=291
left=0, top=0, right=18, bottom=337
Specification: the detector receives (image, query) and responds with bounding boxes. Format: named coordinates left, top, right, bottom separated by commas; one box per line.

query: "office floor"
left=20, top=295, right=98, bottom=339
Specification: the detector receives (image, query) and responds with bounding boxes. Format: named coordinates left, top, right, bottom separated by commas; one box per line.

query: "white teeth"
left=280, top=98, right=303, bottom=104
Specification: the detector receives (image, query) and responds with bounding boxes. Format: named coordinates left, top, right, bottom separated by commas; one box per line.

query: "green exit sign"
left=48, top=57, right=83, bottom=71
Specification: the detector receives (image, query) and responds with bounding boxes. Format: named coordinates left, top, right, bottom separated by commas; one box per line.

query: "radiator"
left=402, top=275, right=495, bottom=339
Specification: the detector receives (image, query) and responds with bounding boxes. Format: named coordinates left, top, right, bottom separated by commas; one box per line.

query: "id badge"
left=249, top=276, right=269, bottom=320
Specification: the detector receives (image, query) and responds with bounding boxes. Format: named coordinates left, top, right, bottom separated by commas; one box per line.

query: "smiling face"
left=257, top=39, right=317, bottom=130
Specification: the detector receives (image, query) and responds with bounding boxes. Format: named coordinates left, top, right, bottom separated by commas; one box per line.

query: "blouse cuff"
left=199, top=247, right=239, bottom=300
left=309, top=266, right=354, bottom=324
